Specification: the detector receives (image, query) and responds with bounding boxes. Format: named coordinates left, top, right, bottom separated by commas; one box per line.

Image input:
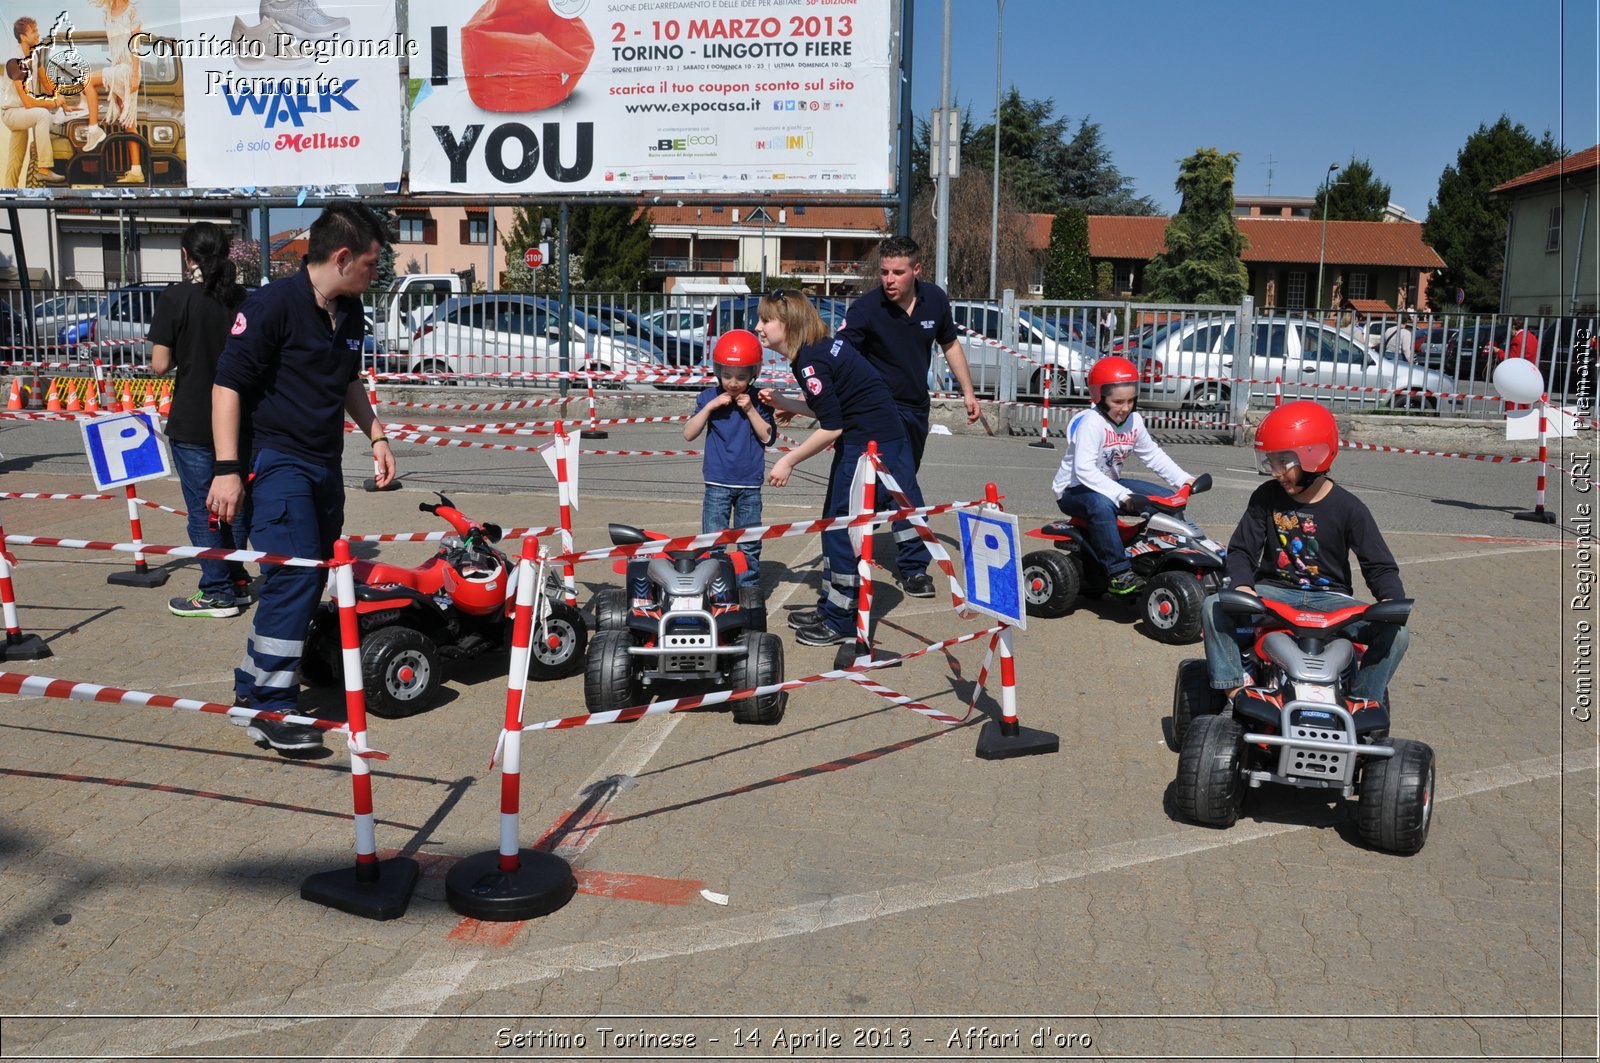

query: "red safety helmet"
left=446, top=546, right=508, bottom=616
left=1254, top=400, right=1339, bottom=475
left=713, top=329, right=763, bottom=369
left=1087, top=356, right=1140, bottom=404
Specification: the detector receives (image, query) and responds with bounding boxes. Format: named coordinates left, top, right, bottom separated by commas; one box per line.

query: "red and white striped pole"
left=996, top=627, right=1020, bottom=734
left=363, top=369, right=398, bottom=492
left=1028, top=365, right=1055, bottom=449
left=0, top=518, right=50, bottom=660
left=1273, top=375, right=1283, bottom=407
left=580, top=369, right=608, bottom=440
left=106, top=483, right=169, bottom=588
left=553, top=421, right=579, bottom=606
left=300, top=538, right=420, bottom=921
left=853, top=444, right=877, bottom=664
left=1515, top=392, right=1557, bottom=524
left=443, top=537, right=576, bottom=921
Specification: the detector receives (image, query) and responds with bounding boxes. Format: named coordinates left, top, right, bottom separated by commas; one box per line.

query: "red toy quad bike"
left=1020, top=473, right=1225, bottom=643
left=1171, top=588, right=1432, bottom=855
left=585, top=523, right=785, bottom=725
left=301, top=494, right=587, bottom=717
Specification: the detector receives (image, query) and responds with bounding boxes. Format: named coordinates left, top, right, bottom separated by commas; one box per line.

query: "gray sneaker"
left=259, top=0, right=349, bottom=38
left=168, top=591, right=240, bottom=618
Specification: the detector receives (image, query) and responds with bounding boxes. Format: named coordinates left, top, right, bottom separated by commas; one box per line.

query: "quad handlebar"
left=418, top=492, right=501, bottom=544
left=1126, top=472, right=1212, bottom=516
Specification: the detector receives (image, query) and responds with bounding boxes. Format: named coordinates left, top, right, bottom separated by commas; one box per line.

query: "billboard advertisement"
left=0, top=0, right=403, bottom=191
left=177, top=0, right=404, bottom=189
left=408, top=0, right=893, bottom=194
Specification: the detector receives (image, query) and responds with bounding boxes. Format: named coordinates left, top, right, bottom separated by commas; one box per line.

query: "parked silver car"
left=1133, top=315, right=1457, bottom=412
left=408, top=294, right=664, bottom=386
left=949, top=301, right=1101, bottom=399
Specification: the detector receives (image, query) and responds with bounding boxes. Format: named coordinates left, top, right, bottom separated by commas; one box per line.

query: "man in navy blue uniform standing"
left=839, top=235, right=980, bottom=597
left=207, top=202, right=394, bottom=753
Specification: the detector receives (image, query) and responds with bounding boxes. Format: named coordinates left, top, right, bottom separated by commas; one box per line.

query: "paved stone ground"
left=0, top=419, right=1593, bottom=1061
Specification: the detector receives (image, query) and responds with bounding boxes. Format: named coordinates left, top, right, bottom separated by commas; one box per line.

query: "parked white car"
left=1132, top=315, right=1457, bottom=412
left=949, top=301, right=1101, bottom=399
left=407, top=295, right=664, bottom=385
left=639, top=306, right=711, bottom=343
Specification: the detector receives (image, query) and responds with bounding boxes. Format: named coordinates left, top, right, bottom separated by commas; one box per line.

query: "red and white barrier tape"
left=0, top=491, right=184, bottom=515
left=843, top=672, right=965, bottom=726
left=553, top=498, right=984, bottom=566
left=524, top=625, right=1004, bottom=731
left=4, top=534, right=328, bottom=567
left=344, top=525, right=557, bottom=544
left=379, top=395, right=571, bottom=413
left=867, top=452, right=969, bottom=611
left=1338, top=438, right=1593, bottom=486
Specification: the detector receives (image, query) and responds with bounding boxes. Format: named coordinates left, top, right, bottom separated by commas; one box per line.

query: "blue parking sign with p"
left=80, top=412, right=171, bottom=491
left=959, top=509, right=1026, bottom=630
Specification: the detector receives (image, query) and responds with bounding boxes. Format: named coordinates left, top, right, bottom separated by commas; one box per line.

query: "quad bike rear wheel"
left=1357, top=737, right=1435, bottom=854
left=584, top=629, right=642, bottom=715
left=1171, top=658, right=1226, bottom=746
left=299, top=607, right=340, bottom=687
left=590, top=587, right=629, bottom=633
left=1140, top=570, right=1205, bottom=644
left=361, top=626, right=443, bottom=718
left=1174, top=714, right=1245, bottom=827
left=526, top=600, right=588, bottom=680
left=731, top=631, right=786, bottom=725
left=1022, top=549, right=1079, bottom=618
left=739, top=585, right=767, bottom=633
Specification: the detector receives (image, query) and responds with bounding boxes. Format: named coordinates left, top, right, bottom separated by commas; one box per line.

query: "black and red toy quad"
left=1171, top=589, right=1432, bottom=855
left=1020, top=473, right=1225, bottom=643
left=302, top=494, right=587, bottom=717
left=585, top=523, right=785, bottom=725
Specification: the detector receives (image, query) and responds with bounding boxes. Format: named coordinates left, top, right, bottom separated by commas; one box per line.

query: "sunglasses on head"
left=768, top=288, right=792, bottom=303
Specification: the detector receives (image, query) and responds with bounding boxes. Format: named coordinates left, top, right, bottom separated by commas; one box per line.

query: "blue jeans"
left=1201, top=584, right=1410, bottom=704
left=233, top=448, right=344, bottom=711
left=1054, top=478, right=1168, bottom=577
left=170, top=441, right=250, bottom=599
left=702, top=483, right=763, bottom=587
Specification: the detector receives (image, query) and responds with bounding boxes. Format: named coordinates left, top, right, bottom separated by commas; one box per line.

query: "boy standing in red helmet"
left=1052, top=356, right=1196, bottom=596
left=684, top=329, right=776, bottom=588
left=1202, top=399, right=1408, bottom=704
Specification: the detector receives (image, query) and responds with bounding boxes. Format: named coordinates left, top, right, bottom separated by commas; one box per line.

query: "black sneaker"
left=786, top=608, right=823, bottom=630
left=793, top=621, right=853, bottom=646
left=1108, top=572, right=1143, bottom=596
left=246, top=715, right=325, bottom=752
left=899, top=572, right=937, bottom=598
left=233, top=578, right=256, bottom=605
left=169, top=591, right=241, bottom=618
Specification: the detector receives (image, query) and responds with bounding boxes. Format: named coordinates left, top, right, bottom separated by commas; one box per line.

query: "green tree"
left=500, top=205, right=560, bottom=293
left=1144, top=148, right=1249, bottom=304
left=1042, top=208, right=1092, bottom=299
left=500, top=203, right=651, bottom=294
left=373, top=206, right=398, bottom=288
left=1424, top=115, right=1563, bottom=313
left=1314, top=158, right=1390, bottom=222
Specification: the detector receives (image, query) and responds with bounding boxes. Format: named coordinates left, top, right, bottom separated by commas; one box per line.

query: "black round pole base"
left=301, top=856, right=419, bottom=921
left=363, top=477, right=403, bottom=493
left=446, top=849, right=577, bottom=922
left=1, top=633, right=52, bottom=660
left=976, top=720, right=1060, bottom=760
left=580, top=429, right=609, bottom=440
left=1027, top=438, right=1055, bottom=449
left=835, top=642, right=902, bottom=672
left=108, top=566, right=168, bottom=588
left=1513, top=509, right=1557, bottom=524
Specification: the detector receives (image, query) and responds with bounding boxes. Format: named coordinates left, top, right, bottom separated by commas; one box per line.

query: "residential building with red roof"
left=1489, top=144, right=1600, bottom=316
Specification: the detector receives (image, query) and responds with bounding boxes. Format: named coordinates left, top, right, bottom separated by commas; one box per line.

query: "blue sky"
left=908, top=0, right=1600, bottom=218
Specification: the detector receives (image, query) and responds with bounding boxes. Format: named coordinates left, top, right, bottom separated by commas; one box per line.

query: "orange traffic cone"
left=65, top=383, right=82, bottom=413
left=157, top=381, right=171, bottom=417
left=120, top=384, right=134, bottom=412
left=83, top=384, right=99, bottom=415
left=6, top=378, right=22, bottom=410
left=45, top=379, right=61, bottom=411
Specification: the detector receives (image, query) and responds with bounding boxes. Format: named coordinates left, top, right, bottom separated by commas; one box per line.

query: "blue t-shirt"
left=793, top=335, right=906, bottom=447
left=213, top=270, right=364, bottom=465
left=696, top=385, right=776, bottom=488
left=839, top=279, right=959, bottom=412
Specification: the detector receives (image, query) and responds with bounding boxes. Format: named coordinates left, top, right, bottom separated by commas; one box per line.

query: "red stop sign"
left=524, top=246, right=544, bottom=268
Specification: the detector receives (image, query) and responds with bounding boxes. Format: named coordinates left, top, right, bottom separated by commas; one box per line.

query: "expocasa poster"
left=408, top=0, right=894, bottom=194
left=0, top=0, right=186, bottom=189
left=177, top=0, right=404, bottom=188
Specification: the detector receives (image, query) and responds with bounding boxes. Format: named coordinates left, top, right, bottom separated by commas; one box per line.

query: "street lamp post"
left=1315, top=162, right=1339, bottom=315
left=988, top=0, right=1004, bottom=301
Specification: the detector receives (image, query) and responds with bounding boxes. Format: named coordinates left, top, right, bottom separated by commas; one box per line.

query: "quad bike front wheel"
left=584, top=629, right=642, bottom=715
left=1171, top=658, right=1226, bottom=747
left=731, top=631, right=786, bottom=725
left=1357, top=737, right=1434, bottom=854
left=361, top=626, right=443, bottom=718
left=1140, top=570, right=1206, bottom=644
left=1174, top=714, right=1245, bottom=827
left=526, top=600, right=588, bottom=680
left=1022, top=549, right=1080, bottom=618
